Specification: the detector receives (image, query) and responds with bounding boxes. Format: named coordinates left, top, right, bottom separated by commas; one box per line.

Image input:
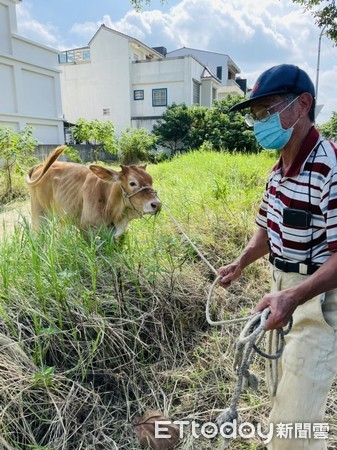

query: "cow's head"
left=89, top=163, right=161, bottom=215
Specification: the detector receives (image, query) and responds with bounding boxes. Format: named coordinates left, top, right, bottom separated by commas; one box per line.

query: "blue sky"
left=16, top=0, right=337, bottom=124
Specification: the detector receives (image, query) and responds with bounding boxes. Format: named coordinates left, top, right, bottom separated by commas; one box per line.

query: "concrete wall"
left=0, top=0, right=64, bottom=144
left=34, top=144, right=118, bottom=163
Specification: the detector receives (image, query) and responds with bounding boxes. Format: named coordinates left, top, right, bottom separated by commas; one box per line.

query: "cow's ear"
left=119, top=164, right=129, bottom=174
left=89, top=165, right=119, bottom=182
left=138, top=164, right=147, bottom=170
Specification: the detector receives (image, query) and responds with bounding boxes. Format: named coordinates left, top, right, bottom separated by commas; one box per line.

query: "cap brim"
left=229, top=90, right=292, bottom=112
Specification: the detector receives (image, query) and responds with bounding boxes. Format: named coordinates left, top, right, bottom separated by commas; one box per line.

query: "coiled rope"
left=161, top=201, right=292, bottom=447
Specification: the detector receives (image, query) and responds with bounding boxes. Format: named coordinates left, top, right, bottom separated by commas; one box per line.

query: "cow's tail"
left=26, top=145, right=66, bottom=186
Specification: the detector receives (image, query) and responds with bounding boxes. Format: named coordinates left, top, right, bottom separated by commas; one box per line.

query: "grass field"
left=0, top=150, right=336, bottom=449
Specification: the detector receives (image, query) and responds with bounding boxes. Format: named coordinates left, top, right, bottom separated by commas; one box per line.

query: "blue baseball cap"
left=230, top=64, right=315, bottom=111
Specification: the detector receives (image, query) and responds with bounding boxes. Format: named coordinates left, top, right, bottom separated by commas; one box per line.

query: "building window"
left=152, top=88, right=167, bottom=107
left=216, top=66, right=222, bottom=80
left=134, top=90, right=144, bottom=101
left=193, top=80, right=200, bottom=104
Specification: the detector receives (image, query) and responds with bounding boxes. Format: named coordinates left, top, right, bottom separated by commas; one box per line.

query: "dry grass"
left=0, top=150, right=336, bottom=450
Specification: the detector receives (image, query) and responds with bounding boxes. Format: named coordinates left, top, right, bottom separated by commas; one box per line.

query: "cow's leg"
left=30, top=195, right=45, bottom=231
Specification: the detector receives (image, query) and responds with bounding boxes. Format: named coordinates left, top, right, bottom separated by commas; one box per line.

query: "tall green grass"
left=3, top=150, right=333, bottom=450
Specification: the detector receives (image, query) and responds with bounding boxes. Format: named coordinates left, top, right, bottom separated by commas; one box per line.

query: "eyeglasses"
left=245, top=98, right=293, bottom=127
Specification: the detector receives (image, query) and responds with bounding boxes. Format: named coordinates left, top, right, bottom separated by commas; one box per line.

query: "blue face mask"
left=253, top=113, right=293, bottom=150
left=253, top=96, right=299, bottom=150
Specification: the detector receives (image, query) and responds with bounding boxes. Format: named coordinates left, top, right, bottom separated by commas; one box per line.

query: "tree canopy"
left=318, top=111, right=337, bottom=140
left=130, top=0, right=166, bottom=11
left=72, top=118, right=116, bottom=162
left=292, top=0, right=337, bottom=42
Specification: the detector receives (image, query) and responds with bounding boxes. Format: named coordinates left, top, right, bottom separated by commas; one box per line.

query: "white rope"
left=162, top=202, right=219, bottom=276
left=206, top=276, right=254, bottom=326
left=161, top=200, right=257, bottom=326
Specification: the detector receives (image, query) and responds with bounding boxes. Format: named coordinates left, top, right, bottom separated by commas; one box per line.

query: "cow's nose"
left=151, top=200, right=161, bottom=211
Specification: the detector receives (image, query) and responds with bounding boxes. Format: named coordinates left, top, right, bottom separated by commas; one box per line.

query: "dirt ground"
left=0, top=200, right=30, bottom=238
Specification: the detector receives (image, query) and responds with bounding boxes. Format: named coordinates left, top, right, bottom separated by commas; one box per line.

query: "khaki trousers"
left=266, top=266, right=337, bottom=450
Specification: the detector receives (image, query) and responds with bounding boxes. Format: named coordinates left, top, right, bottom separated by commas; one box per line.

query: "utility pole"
left=315, top=24, right=327, bottom=106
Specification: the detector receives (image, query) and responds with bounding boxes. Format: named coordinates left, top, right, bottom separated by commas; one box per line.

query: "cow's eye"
left=129, top=181, right=137, bottom=187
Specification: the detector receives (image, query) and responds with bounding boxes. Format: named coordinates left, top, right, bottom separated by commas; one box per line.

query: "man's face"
left=250, top=95, right=299, bottom=129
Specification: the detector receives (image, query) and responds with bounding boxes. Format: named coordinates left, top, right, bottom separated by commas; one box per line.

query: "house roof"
left=88, top=24, right=164, bottom=59
left=201, top=67, right=221, bottom=84
left=168, top=46, right=241, bottom=73
left=169, top=46, right=230, bottom=58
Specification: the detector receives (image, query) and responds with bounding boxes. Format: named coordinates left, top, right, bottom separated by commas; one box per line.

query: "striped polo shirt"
left=256, top=127, right=337, bottom=265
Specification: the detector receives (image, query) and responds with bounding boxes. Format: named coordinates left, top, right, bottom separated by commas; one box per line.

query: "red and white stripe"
left=256, top=127, right=337, bottom=264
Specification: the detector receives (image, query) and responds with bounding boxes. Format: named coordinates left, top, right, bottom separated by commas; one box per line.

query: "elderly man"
left=218, top=64, right=337, bottom=449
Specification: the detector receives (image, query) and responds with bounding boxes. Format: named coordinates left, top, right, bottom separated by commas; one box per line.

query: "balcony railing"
left=59, top=48, right=91, bottom=64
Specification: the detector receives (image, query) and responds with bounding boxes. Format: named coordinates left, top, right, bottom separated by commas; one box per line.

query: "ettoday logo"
left=155, top=419, right=273, bottom=443
left=154, top=420, right=329, bottom=443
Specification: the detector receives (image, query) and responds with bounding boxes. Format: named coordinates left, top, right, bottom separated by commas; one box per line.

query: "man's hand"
left=255, top=290, right=299, bottom=331
left=217, top=263, right=242, bottom=288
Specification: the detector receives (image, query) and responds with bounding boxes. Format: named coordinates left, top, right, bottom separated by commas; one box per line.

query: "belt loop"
left=283, top=260, right=289, bottom=273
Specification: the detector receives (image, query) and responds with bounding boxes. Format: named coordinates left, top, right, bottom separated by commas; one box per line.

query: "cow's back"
left=29, top=161, right=92, bottom=219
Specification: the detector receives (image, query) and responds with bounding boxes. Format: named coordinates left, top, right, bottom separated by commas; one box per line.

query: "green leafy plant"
left=319, top=111, right=337, bottom=140
left=118, top=127, right=157, bottom=164
left=152, top=97, right=260, bottom=155
left=72, top=118, right=116, bottom=162
left=130, top=0, right=167, bottom=11
left=152, top=102, right=192, bottom=155
left=0, top=126, right=38, bottom=201
left=62, top=146, right=82, bottom=163
left=292, top=0, right=337, bottom=42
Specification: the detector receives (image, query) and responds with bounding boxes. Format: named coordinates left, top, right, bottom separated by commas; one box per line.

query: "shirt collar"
left=274, top=126, right=320, bottom=177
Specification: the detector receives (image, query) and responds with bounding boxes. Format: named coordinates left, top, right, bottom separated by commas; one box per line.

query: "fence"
left=34, top=144, right=118, bottom=163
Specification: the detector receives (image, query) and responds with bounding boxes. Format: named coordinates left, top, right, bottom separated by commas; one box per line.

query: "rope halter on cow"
left=118, top=183, right=158, bottom=213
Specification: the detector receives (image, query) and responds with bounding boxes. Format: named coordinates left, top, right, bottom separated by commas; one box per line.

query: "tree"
left=72, top=119, right=116, bottom=162
left=292, top=0, right=337, bottom=42
left=188, top=96, right=259, bottom=153
left=202, top=96, right=260, bottom=153
left=152, top=97, right=260, bottom=154
left=130, top=0, right=167, bottom=11
left=152, top=103, right=193, bottom=155
left=118, top=128, right=157, bottom=164
left=318, top=111, right=337, bottom=140
left=0, top=126, right=38, bottom=201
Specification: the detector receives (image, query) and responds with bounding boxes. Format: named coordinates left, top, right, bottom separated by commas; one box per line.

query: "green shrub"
left=63, top=146, right=82, bottom=163
left=152, top=97, right=260, bottom=154
left=152, top=102, right=192, bottom=155
left=118, top=127, right=157, bottom=164
left=72, top=118, right=117, bottom=162
left=0, top=126, right=38, bottom=202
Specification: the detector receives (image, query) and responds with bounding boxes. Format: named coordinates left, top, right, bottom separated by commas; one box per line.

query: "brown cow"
left=26, top=146, right=161, bottom=236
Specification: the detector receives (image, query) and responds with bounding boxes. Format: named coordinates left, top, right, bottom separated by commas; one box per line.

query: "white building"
left=131, top=55, right=221, bottom=131
left=0, top=0, right=64, bottom=144
left=59, top=25, right=228, bottom=135
left=167, top=47, right=246, bottom=98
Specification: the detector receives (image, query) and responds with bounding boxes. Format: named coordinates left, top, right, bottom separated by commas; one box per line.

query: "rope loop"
left=161, top=199, right=293, bottom=446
